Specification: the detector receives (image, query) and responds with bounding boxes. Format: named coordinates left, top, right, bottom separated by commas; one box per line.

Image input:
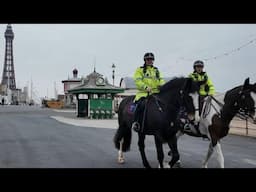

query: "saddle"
left=128, top=98, right=147, bottom=114
left=128, top=102, right=137, bottom=115
left=130, top=95, right=164, bottom=133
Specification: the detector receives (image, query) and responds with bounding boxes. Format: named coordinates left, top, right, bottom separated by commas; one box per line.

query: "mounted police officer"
left=180, top=60, right=215, bottom=135
left=189, top=60, right=215, bottom=116
left=131, top=52, right=165, bottom=133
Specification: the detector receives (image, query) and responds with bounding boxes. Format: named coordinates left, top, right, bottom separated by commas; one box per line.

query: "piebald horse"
left=173, top=78, right=256, bottom=168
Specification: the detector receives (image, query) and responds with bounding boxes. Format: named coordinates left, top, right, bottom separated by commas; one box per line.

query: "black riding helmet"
left=193, top=60, right=204, bottom=69
left=144, top=52, right=155, bottom=61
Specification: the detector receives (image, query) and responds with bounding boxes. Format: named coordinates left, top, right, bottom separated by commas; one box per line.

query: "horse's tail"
left=113, top=123, right=132, bottom=152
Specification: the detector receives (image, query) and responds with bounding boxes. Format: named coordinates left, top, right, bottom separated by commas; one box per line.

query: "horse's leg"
left=215, top=142, right=224, bottom=168
left=176, top=130, right=184, bottom=139
left=202, top=142, right=214, bottom=168
left=168, top=135, right=180, bottom=168
left=168, top=129, right=184, bottom=157
left=138, top=133, right=151, bottom=168
left=154, top=136, right=164, bottom=168
left=118, top=138, right=125, bottom=164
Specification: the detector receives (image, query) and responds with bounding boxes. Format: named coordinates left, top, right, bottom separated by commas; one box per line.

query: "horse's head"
left=225, top=78, right=256, bottom=121
left=240, top=78, right=256, bottom=121
left=180, top=78, right=200, bottom=123
left=159, top=77, right=200, bottom=124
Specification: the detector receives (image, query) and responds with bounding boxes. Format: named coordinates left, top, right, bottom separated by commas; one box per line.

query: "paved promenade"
left=51, top=109, right=256, bottom=138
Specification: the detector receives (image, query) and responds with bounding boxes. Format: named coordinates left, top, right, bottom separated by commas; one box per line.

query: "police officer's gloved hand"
left=146, top=87, right=152, bottom=93
left=157, top=85, right=162, bottom=90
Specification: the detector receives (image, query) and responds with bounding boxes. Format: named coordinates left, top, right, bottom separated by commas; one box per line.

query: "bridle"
left=236, top=89, right=256, bottom=120
left=179, top=89, right=200, bottom=113
left=203, top=89, right=256, bottom=121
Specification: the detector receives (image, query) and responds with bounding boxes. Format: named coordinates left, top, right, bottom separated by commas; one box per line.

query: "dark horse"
left=113, top=77, right=200, bottom=168
left=172, top=78, right=256, bottom=168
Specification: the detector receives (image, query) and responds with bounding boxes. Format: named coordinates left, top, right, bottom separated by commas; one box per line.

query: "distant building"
left=57, top=94, right=65, bottom=101
left=0, top=84, right=7, bottom=95
left=61, top=68, right=82, bottom=107
left=19, top=86, right=29, bottom=104
left=68, top=69, right=124, bottom=118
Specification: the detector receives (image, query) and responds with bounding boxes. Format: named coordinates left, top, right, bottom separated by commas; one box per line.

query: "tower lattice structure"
left=1, top=24, right=16, bottom=90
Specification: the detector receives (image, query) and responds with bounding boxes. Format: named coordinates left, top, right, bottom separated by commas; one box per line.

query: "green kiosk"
left=68, top=70, right=124, bottom=119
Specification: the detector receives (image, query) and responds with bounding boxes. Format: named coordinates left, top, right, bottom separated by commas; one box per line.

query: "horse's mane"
left=226, top=85, right=242, bottom=95
left=159, top=76, right=198, bottom=94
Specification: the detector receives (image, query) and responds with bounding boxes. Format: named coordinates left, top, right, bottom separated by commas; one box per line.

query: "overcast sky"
left=0, top=24, right=256, bottom=100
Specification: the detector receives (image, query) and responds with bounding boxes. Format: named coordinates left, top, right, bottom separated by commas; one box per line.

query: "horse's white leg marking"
left=118, top=138, right=125, bottom=164
left=190, top=93, right=200, bottom=123
left=172, top=160, right=181, bottom=168
left=159, top=161, right=171, bottom=168
left=215, top=142, right=224, bottom=168
left=202, top=142, right=214, bottom=168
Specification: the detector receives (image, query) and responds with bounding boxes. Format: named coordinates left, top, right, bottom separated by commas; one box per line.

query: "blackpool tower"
left=1, top=24, right=16, bottom=90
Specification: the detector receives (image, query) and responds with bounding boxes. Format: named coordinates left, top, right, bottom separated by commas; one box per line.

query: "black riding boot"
left=131, top=98, right=145, bottom=132
left=132, top=104, right=141, bottom=132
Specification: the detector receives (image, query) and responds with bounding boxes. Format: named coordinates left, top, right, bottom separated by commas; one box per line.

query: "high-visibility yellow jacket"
left=189, top=72, right=215, bottom=96
left=133, top=65, right=165, bottom=101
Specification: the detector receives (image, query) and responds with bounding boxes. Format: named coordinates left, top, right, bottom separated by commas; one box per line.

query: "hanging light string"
left=176, top=37, right=256, bottom=63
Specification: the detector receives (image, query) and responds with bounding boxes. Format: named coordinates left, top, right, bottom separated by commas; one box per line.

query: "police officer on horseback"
left=131, top=52, right=165, bottom=132
left=189, top=60, right=215, bottom=115
left=182, top=60, right=215, bottom=135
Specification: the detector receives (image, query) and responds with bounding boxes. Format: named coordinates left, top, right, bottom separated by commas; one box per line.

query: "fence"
left=230, top=117, right=256, bottom=137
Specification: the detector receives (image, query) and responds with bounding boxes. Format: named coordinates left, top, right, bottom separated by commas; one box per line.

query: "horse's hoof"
left=163, top=161, right=171, bottom=168
left=118, top=157, right=125, bottom=164
left=144, top=164, right=152, bottom=169
left=171, top=160, right=181, bottom=168
left=202, top=164, right=207, bottom=168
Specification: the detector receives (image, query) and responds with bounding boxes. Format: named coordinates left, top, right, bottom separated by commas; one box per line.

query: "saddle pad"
left=127, top=103, right=137, bottom=115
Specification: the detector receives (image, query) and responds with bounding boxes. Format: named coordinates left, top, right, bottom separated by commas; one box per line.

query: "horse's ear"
left=245, top=77, right=250, bottom=85
left=242, top=77, right=250, bottom=91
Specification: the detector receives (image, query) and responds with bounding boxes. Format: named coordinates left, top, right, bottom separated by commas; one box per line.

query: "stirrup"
left=183, top=123, right=197, bottom=134
left=132, top=122, right=140, bottom=132
left=183, top=123, right=191, bottom=131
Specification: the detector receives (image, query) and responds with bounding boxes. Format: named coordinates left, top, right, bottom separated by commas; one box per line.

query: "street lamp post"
left=112, top=63, right=116, bottom=86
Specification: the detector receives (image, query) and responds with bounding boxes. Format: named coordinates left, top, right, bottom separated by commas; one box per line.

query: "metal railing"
left=230, top=117, right=256, bottom=137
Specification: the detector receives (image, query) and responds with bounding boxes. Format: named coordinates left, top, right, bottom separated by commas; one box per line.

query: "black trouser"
left=133, top=97, right=146, bottom=124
